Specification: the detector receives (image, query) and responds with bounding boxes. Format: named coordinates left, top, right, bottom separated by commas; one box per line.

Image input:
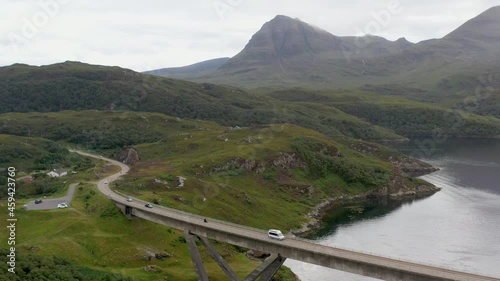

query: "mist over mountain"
left=143, top=57, right=230, bottom=78
left=146, top=7, right=500, bottom=102
left=445, top=6, right=500, bottom=42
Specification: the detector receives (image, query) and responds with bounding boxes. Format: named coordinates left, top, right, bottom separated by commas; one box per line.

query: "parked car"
left=126, top=197, right=133, bottom=202
left=35, top=199, right=42, bottom=204
left=57, top=203, right=68, bottom=209
left=145, top=203, right=153, bottom=208
left=267, top=229, right=285, bottom=241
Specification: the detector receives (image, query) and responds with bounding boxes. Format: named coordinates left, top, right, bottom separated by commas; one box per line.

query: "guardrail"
left=113, top=189, right=269, bottom=235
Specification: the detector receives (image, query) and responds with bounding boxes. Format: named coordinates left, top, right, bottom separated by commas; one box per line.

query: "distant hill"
left=147, top=8, right=500, bottom=104
left=445, top=6, right=500, bottom=42
left=0, top=60, right=256, bottom=122
left=0, top=134, right=86, bottom=172
left=143, top=57, right=230, bottom=78
left=1, top=61, right=499, bottom=140
left=0, top=61, right=408, bottom=141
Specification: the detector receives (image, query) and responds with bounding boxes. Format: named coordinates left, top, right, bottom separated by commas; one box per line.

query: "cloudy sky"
left=1, top=0, right=499, bottom=71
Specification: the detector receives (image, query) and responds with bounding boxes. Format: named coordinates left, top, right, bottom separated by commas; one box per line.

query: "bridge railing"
left=113, top=189, right=269, bottom=235
left=113, top=190, right=499, bottom=279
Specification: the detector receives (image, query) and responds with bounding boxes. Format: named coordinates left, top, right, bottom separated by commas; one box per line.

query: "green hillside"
left=0, top=110, right=434, bottom=228
left=0, top=62, right=405, bottom=142
left=0, top=110, right=435, bottom=281
left=267, top=89, right=500, bottom=138
left=4, top=61, right=499, bottom=141
left=0, top=134, right=88, bottom=172
left=0, top=185, right=265, bottom=281
left=118, top=124, right=394, bottom=230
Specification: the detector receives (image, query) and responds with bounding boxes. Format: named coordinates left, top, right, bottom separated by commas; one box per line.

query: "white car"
left=126, top=197, right=133, bottom=202
left=268, top=229, right=285, bottom=241
left=57, top=203, right=69, bottom=209
left=104, top=180, right=108, bottom=184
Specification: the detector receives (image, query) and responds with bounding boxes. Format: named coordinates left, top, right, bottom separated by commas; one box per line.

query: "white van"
left=267, top=229, right=285, bottom=241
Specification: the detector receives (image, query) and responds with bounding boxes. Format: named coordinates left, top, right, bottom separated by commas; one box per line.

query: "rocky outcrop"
left=136, top=247, right=172, bottom=262
left=210, top=152, right=306, bottom=174
left=389, top=156, right=439, bottom=177
left=144, top=265, right=161, bottom=272
left=272, top=152, right=308, bottom=169
left=348, top=142, right=440, bottom=177
left=175, top=176, right=187, bottom=188
left=22, top=246, right=41, bottom=253
left=246, top=250, right=270, bottom=261
left=210, top=158, right=267, bottom=174
left=155, top=252, right=172, bottom=260
left=367, top=175, right=440, bottom=199
left=114, top=147, right=140, bottom=165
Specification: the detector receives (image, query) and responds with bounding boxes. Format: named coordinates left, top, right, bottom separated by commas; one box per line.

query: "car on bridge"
left=268, top=229, right=285, bottom=241
left=145, top=203, right=153, bottom=208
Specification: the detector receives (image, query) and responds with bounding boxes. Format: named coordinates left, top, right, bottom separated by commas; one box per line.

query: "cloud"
left=1, top=0, right=498, bottom=71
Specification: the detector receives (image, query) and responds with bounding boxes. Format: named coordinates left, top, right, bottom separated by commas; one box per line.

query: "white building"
left=47, top=168, right=68, bottom=178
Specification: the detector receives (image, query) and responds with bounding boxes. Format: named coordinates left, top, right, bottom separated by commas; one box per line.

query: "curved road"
left=69, top=150, right=130, bottom=199
left=72, top=150, right=500, bottom=281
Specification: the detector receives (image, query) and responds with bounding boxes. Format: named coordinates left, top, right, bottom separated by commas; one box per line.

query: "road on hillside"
left=27, top=150, right=130, bottom=211
left=69, top=150, right=130, bottom=199
left=25, top=183, right=79, bottom=210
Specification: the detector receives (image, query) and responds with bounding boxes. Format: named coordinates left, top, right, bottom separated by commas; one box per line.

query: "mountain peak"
left=445, top=6, right=500, bottom=41
left=222, top=15, right=341, bottom=69
left=266, top=15, right=331, bottom=35
left=271, top=15, right=297, bottom=21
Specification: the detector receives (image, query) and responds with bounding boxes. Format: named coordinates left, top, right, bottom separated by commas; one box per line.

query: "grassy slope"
left=0, top=110, right=402, bottom=151
left=0, top=134, right=95, bottom=179
left=267, top=89, right=500, bottom=137
left=114, top=122, right=410, bottom=231
left=0, top=110, right=414, bottom=280
left=0, top=184, right=260, bottom=281
left=0, top=135, right=57, bottom=172
left=0, top=62, right=408, bottom=142
left=0, top=110, right=413, bottom=230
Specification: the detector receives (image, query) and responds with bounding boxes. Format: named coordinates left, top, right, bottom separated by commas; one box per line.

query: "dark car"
left=35, top=199, right=42, bottom=204
left=145, top=203, right=153, bottom=208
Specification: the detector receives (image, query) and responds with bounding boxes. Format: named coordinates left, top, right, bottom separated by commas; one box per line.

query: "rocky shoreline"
left=291, top=172, right=441, bottom=237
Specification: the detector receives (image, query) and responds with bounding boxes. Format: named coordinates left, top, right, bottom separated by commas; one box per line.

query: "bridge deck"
left=116, top=197, right=499, bottom=281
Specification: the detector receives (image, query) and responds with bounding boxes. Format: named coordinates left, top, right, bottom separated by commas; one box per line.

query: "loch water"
left=286, top=139, right=500, bottom=280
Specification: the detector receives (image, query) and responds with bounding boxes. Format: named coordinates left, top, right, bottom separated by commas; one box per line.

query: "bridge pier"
left=115, top=203, right=133, bottom=219
left=185, top=230, right=209, bottom=281
left=185, top=230, right=286, bottom=281
left=198, top=235, right=240, bottom=280
left=242, top=254, right=286, bottom=281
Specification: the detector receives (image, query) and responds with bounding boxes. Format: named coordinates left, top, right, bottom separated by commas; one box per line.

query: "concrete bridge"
left=74, top=150, right=500, bottom=281
left=113, top=198, right=499, bottom=281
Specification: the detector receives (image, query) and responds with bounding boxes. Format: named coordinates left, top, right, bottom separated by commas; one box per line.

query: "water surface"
left=286, top=139, right=500, bottom=280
